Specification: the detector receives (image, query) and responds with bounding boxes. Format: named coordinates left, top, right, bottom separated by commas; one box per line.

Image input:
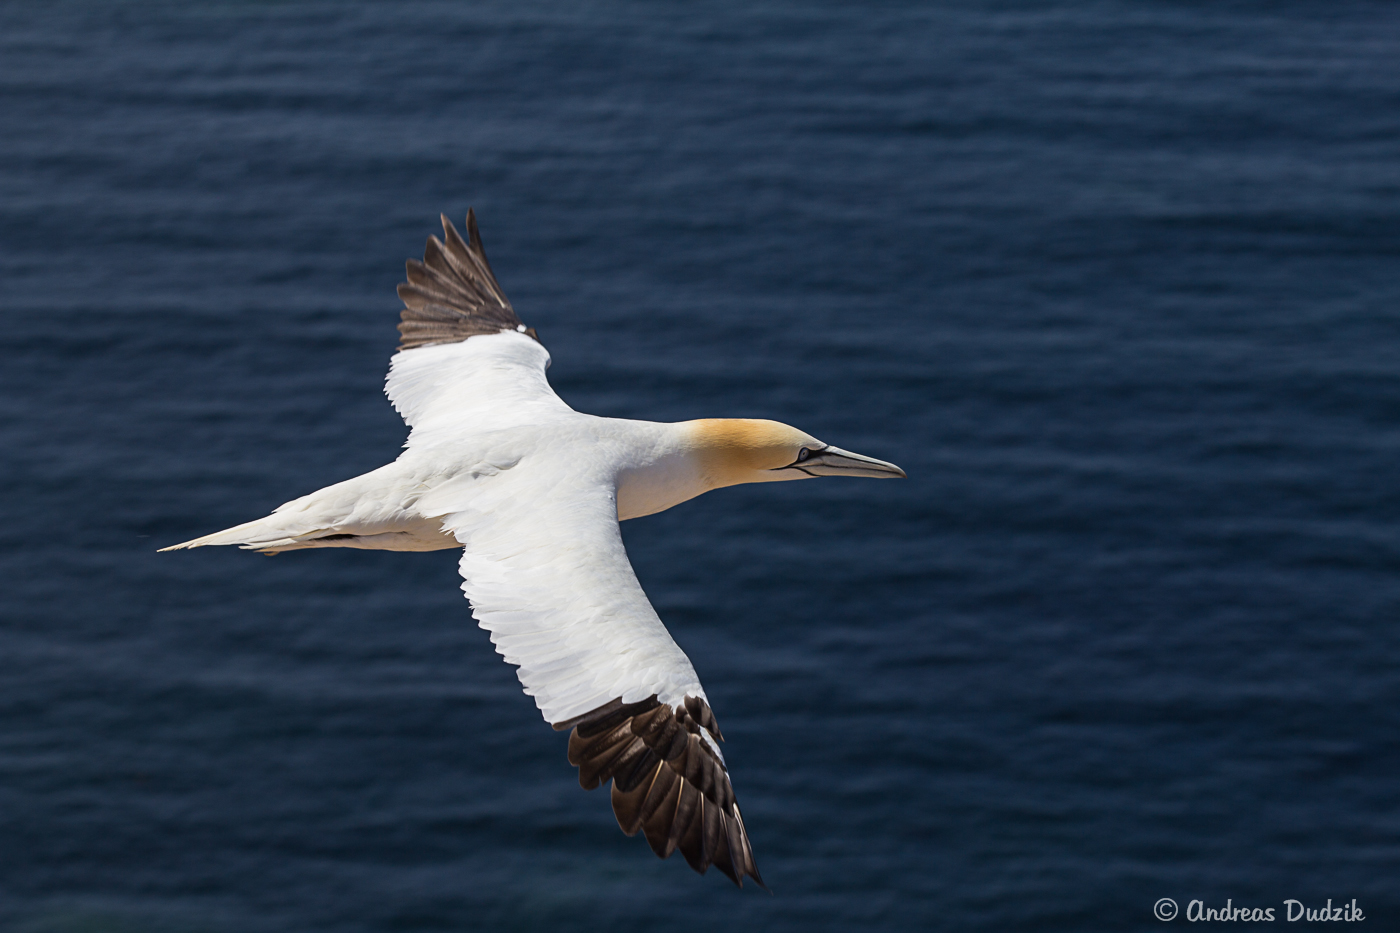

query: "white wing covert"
left=385, top=331, right=572, bottom=446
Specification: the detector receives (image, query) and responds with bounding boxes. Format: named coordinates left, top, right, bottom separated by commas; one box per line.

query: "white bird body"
left=163, top=213, right=904, bottom=887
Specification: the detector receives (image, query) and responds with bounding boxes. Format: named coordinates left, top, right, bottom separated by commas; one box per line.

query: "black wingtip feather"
left=563, top=696, right=763, bottom=888
left=395, top=210, right=534, bottom=352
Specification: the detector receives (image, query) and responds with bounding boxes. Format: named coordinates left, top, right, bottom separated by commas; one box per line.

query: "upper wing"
left=384, top=212, right=572, bottom=443
left=431, top=464, right=763, bottom=886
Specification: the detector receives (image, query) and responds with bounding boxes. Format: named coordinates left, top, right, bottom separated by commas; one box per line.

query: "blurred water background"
left=2, top=2, right=1398, bottom=930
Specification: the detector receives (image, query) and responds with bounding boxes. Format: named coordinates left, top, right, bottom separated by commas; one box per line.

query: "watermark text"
left=1152, top=898, right=1365, bottom=922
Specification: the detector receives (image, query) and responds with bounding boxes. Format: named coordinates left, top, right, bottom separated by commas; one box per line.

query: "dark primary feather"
left=395, top=210, right=539, bottom=351
left=559, top=696, right=764, bottom=888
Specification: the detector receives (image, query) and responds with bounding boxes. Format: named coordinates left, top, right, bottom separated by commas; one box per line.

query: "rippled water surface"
left=2, top=2, right=1398, bottom=930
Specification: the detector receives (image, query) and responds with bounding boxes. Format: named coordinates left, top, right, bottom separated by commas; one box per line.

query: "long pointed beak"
left=782, top=445, right=906, bottom=479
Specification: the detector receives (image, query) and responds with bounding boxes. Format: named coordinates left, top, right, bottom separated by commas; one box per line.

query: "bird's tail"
left=158, top=513, right=332, bottom=554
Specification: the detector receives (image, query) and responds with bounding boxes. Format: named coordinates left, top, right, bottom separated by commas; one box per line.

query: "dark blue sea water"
left=3, top=2, right=1399, bottom=930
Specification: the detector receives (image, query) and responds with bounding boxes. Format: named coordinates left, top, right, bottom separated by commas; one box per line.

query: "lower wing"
left=437, top=465, right=763, bottom=886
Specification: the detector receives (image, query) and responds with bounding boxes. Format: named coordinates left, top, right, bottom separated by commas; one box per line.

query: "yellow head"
left=684, top=419, right=905, bottom=489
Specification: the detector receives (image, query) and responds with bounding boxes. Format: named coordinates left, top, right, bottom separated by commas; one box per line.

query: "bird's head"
left=685, top=419, right=906, bottom=489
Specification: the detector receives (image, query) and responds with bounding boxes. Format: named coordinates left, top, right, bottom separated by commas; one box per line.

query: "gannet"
left=162, top=211, right=905, bottom=887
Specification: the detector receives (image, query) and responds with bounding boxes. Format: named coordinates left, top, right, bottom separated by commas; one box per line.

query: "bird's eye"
left=797, top=448, right=812, bottom=462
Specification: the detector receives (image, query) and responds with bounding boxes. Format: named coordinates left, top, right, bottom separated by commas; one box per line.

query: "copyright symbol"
left=1155, top=898, right=1178, bottom=921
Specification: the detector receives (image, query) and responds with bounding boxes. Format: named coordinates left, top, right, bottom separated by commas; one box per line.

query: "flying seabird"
left=162, top=211, right=905, bottom=887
